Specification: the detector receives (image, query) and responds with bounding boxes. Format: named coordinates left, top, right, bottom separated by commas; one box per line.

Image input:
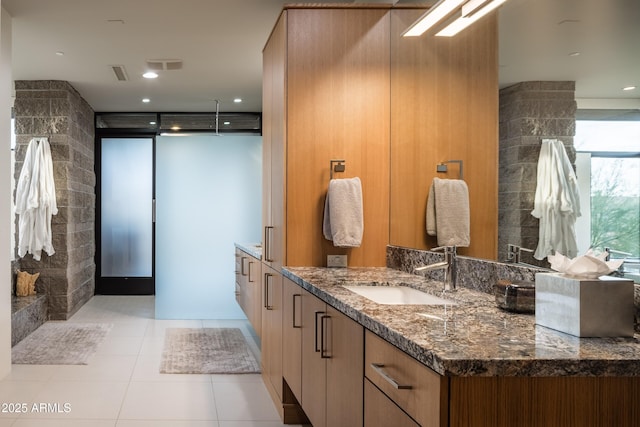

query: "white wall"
left=155, top=134, right=262, bottom=319
left=0, top=5, right=12, bottom=378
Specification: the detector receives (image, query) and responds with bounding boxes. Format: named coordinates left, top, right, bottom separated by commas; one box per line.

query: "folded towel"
left=323, top=177, right=364, bottom=248
left=425, top=178, right=470, bottom=247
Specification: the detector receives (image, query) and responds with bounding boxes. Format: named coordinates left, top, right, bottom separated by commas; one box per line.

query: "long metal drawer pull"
left=264, top=273, right=273, bottom=310
left=264, top=226, right=274, bottom=262
left=320, top=315, right=331, bottom=359
left=370, top=363, right=412, bottom=390
left=314, top=311, right=325, bottom=352
left=292, top=294, right=301, bottom=328
left=241, top=257, right=247, bottom=276
left=248, top=261, right=254, bottom=282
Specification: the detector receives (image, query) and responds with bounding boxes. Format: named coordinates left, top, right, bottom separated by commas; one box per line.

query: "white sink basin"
left=343, top=285, right=456, bottom=305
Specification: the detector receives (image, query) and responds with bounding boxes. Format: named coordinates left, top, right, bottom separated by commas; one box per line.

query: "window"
left=575, top=115, right=639, bottom=281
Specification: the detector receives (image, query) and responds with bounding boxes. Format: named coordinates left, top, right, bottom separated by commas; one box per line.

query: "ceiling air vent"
left=146, top=59, right=183, bottom=71
left=110, top=65, right=128, bottom=81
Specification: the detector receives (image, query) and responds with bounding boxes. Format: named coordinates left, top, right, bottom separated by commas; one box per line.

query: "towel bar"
left=436, top=160, right=463, bottom=180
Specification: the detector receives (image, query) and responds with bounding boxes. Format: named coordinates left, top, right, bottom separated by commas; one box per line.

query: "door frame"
left=95, top=132, right=156, bottom=295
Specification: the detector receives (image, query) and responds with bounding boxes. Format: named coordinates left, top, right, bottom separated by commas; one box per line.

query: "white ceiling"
left=3, top=0, right=639, bottom=113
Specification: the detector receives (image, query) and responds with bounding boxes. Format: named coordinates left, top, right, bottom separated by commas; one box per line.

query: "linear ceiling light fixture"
left=403, top=0, right=508, bottom=37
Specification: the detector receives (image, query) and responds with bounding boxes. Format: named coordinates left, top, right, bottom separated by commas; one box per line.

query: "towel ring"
left=436, top=160, right=463, bottom=180
left=330, top=159, right=346, bottom=180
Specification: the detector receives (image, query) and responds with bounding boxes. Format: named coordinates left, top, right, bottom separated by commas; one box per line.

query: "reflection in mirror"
left=574, top=112, right=640, bottom=283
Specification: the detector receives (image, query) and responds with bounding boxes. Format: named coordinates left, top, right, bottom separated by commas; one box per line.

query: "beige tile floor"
left=1, top=296, right=303, bottom=427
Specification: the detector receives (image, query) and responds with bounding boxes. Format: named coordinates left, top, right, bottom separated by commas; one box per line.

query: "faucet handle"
left=507, top=244, right=533, bottom=263
left=431, top=245, right=456, bottom=253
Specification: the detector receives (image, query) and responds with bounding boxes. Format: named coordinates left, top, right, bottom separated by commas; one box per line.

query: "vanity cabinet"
left=234, top=248, right=262, bottom=338
left=301, top=287, right=364, bottom=427
left=365, top=379, right=419, bottom=427
left=261, top=266, right=283, bottom=403
left=282, top=277, right=303, bottom=400
left=365, top=330, right=446, bottom=427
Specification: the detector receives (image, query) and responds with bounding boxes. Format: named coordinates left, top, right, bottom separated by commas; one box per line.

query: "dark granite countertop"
left=234, top=243, right=262, bottom=260
left=282, top=266, right=640, bottom=377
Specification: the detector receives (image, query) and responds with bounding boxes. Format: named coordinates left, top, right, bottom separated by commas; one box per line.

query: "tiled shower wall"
left=13, top=80, right=96, bottom=319
left=498, top=81, right=577, bottom=265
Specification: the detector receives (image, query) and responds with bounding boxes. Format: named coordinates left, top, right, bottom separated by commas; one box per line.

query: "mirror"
left=389, top=8, right=499, bottom=261
left=388, top=3, right=640, bottom=272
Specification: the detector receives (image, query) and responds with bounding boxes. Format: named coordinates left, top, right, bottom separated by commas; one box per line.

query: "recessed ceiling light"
left=568, top=51, right=580, bottom=57
left=233, top=98, right=242, bottom=103
left=143, top=71, right=158, bottom=79
left=622, top=86, right=637, bottom=91
left=142, top=98, right=150, bottom=103
left=55, top=51, right=64, bottom=56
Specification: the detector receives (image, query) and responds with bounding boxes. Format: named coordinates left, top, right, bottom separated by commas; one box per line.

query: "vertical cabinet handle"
left=241, top=257, right=248, bottom=276
left=248, top=261, right=254, bottom=282
left=264, top=273, right=273, bottom=310
left=320, top=315, right=331, bottom=359
left=264, top=226, right=274, bottom=262
left=314, top=311, right=325, bottom=352
left=292, top=294, right=301, bottom=328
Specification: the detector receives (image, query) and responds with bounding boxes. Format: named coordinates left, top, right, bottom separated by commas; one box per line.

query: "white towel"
left=425, top=178, right=470, bottom=247
left=323, top=177, right=364, bottom=248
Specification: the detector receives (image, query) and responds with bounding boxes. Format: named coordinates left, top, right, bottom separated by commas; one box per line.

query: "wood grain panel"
left=365, top=379, right=420, bottom=427
left=326, top=304, right=364, bottom=427
left=389, top=9, right=499, bottom=260
left=449, top=376, right=640, bottom=427
left=282, top=277, right=302, bottom=402
left=286, top=8, right=391, bottom=267
left=301, top=288, right=328, bottom=426
left=365, top=330, right=447, bottom=427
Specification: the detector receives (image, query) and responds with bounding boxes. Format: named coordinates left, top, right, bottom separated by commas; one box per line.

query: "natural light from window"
left=575, top=119, right=639, bottom=282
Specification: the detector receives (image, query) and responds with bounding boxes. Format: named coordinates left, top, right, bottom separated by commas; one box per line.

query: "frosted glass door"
left=98, top=137, right=154, bottom=294
left=155, top=135, right=262, bottom=319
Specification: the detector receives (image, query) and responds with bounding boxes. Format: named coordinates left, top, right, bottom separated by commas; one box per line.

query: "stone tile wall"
left=13, top=80, right=95, bottom=319
left=498, top=81, right=577, bottom=265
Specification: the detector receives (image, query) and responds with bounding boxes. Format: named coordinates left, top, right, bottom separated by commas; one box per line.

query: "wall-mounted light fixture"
left=403, top=0, right=509, bottom=38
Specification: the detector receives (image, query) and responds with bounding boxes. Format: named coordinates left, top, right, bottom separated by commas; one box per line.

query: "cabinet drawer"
left=365, top=330, right=446, bottom=427
left=365, top=378, right=419, bottom=427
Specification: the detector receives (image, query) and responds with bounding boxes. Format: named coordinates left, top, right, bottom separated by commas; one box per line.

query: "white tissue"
left=547, top=250, right=624, bottom=279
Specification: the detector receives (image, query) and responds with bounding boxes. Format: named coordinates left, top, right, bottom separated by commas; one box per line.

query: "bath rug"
left=12, top=322, right=112, bottom=365
left=160, top=328, right=260, bottom=374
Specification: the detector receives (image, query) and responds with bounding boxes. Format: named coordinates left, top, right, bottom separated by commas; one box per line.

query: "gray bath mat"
left=12, top=322, right=112, bottom=365
left=160, top=328, right=260, bottom=374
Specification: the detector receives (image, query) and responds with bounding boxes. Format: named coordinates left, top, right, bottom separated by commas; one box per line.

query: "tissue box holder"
left=535, top=272, right=635, bottom=337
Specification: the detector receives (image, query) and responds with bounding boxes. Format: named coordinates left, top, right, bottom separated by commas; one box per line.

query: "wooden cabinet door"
left=261, top=266, right=283, bottom=400
left=365, top=330, right=446, bottom=427
left=365, top=379, right=419, bottom=427
left=262, top=12, right=286, bottom=271
left=282, top=277, right=303, bottom=401
left=326, top=304, right=364, bottom=427
left=247, top=258, right=262, bottom=338
left=301, top=289, right=327, bottom=427
left=237, top=251, right=250, bottom=315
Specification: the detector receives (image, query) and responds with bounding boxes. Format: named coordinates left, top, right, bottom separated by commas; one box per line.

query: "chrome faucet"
left=506, top=244, right=534, bottom=264
left=414, top=246, right=457, bottom=292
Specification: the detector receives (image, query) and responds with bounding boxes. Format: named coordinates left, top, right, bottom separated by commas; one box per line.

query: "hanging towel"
left=15, top=137, right=58, bottom=261
left=323, top=177, right=364, bottom=248
left=531, top=139, right=581, bottom=260
left=425, top=177, right=470, bottom=247
left=16, top=139, right=39, bottom=259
